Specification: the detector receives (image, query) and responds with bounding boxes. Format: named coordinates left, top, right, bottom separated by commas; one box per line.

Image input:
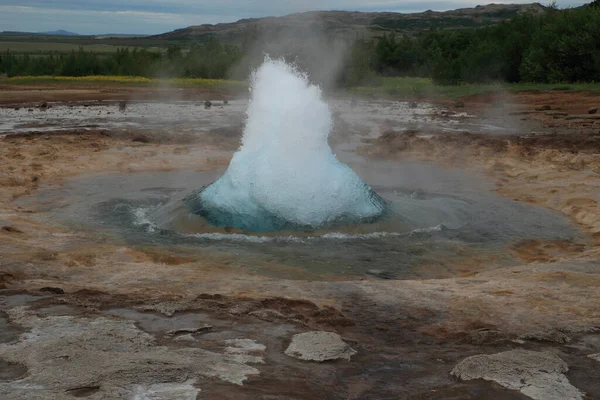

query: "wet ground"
left=0, top=87, right=599, bottom=399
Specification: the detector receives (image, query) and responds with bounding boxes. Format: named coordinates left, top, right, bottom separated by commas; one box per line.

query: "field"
left=2, top=75, right=247, bottom=91
left=0, top=41, right=141, bottom=53
left=3, top=74, right=600, bottom=100
left=351, top=77, right=600, bottom=99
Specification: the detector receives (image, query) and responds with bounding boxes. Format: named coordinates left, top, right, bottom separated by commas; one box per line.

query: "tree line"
left=0, top=40, right=241, bottom=79
left=340, top=3, right=600, bottom=85
left=1, top=4, right=599, bottom=85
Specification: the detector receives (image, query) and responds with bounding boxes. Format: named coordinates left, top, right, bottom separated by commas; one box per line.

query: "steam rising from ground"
left=187, top=58, right=385, bottom=232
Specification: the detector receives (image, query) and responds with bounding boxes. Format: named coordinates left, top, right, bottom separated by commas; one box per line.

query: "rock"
left=66, top=386, right=100, bottom=397
left=119, top=101, right=127, bottom=112
left=40, top=287, right=65, bottom=295
left=131, top=135, right=150, bottom=143
left=518, top=329, right=571, bottom=344
left=1, top=226, right=23, bottom=234
left=131, top=380, right=199, bottom=400
left=204, top=100, right=212, bottom=109
left=454, top=100, right=465, bottom=108
left=0, top=308, right=260, bottom=394
left=223, top=100, right=229, bottom=105
left=408, top=101, right=418, bottom=109
left=451, top=350, right=583, bottom=400
left=565, top=114, right=600, bottom=120
left=588, top=107, right=598, bottom=114
left=366, top=269, right=394, bottom=280
left=588, top=353, right=600, bottom=362
left=284, top=331, right=356, bottom=362
left=165, top=325, right=213, bottom=336
left=39, top=102, right=48, bottom=111
left=225, top=339, right=266, bottom=364
left=535, top=105, right=551, bottom=111
left=248, top=309, right=287, bottom=322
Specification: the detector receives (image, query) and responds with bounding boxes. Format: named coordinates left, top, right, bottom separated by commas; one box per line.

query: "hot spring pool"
left=19, top=158, right=584, bottom=280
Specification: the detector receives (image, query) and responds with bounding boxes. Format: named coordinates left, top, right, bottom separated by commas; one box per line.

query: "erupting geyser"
left=186, top=58, right=386, bottom=232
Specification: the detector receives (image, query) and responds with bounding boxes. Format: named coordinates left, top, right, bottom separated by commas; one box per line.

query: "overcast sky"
left=0, top=0, right=589, bottom=35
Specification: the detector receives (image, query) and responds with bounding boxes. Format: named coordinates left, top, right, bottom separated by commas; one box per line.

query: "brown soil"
left=1, top=87, right=599, bottom=399
left=0, top=84, right=242, bottom=106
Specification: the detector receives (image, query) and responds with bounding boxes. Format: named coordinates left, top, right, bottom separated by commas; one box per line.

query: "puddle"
left=0, top=312, right=24, bottom=344
left=0, top=294, right=49, bottom=309
left=104, top=308, right=212, bottom=334
left=0, top=360, right=27, bottom=382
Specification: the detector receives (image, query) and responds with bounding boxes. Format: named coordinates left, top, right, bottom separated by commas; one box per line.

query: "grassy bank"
left=349, top=77, right=600, bottom=99
left=0, top=41, right=141, bottom=54
left=3, top=75, right=247, bottom=90
left=2, top=75, right=600, bottom=99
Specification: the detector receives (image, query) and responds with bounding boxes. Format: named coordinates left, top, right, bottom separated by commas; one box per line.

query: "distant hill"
left=42, top=30, right=79, bottom=36
left=93, top=34, right=150, bottom=39
left=151, top=3, right=548, bottom=42
left=0, top=30, right=79, bottom=36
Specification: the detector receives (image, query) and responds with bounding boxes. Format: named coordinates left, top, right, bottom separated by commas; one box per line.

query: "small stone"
left=1, top=226, right=23, bottom=234
left=131, top=135, right=150, bottom=143
left=588, top=107, right=598, bottom=114
left=173, top=334, right=195, bottom=341
left=285, top=331, right=356, bottom=362
left=119, top=101, right=128, bottom=112
left=204, top=100, right=212, bottom=109
left=223, top=100, right=229, bottom=105
left=40, top=287, right=65, bottom=294
left=408, top=101, right=418, bottom=109
left=454, top=100, right=465, bottom=108
left=518, top=329, right=571, bottom=344
left=166, top=325, right=213, bottom=336
left=366, top=269, right=394, bottom=280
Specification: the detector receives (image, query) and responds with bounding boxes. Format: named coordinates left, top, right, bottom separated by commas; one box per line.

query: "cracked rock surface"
left=451, top=349, right=583, bottom=400
left=0, top=306, right=261, bottom=399
left=285, top=331, right=356, bottom=362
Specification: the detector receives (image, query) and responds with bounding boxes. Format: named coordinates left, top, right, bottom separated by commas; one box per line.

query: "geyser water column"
left=187, top=58, right=386, bottom=232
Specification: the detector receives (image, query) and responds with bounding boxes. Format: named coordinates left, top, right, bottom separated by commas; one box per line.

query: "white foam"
left=196, top=58, right=385, bottom=230
left=132, top=207, right=157, bottom=233
left=186, top=226, right=444, bottom=243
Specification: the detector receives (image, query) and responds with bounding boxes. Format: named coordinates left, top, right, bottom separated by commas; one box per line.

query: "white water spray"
left=188, top=58, right=385, bottom=232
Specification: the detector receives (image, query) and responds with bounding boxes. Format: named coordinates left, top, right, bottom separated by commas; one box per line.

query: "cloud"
left=0, top=0, right=590, bottom=35
left=0, top=5, right=240, bottom=34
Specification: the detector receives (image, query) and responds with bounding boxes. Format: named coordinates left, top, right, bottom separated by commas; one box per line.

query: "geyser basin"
left=20, top=160, right=585, bottom=280
left=186, top=59, right=386, bottom=232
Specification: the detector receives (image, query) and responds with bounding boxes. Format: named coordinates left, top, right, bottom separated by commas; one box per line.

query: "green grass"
left=2, top=75, right=247, bottom=91
left=0, top=41, right=142, bottom=54
left=348, top=77, right=600, bottom=99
